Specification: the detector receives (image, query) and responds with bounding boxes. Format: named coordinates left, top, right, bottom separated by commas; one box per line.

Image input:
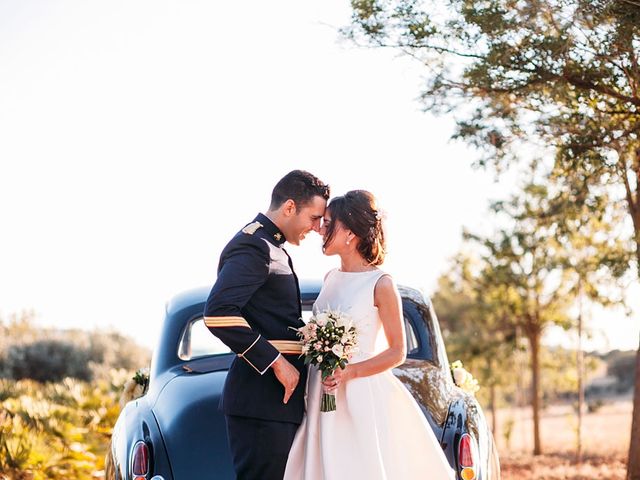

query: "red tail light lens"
left=458, top=433, right=476, bottom=468
left=132, top=441, right=149, bottom=477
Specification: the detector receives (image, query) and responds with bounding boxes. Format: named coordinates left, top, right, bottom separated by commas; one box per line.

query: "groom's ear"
left=282, top=199, right=297, bottom=217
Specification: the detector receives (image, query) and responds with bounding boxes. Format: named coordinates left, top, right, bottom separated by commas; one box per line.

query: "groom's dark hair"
left=269, top=170, right=330, bottom=211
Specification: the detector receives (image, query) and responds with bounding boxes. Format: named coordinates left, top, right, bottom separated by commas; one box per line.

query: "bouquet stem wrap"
left=321, top=384, right=337, bottom=412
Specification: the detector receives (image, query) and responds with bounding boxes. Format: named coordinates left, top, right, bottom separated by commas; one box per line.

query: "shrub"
left=2, top=340, right=92, bottom=382
left=0, top=313, right=151, bottom=383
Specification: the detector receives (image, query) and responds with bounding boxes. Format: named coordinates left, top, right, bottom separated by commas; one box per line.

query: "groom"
left=204, top=170, right=329, bottom=479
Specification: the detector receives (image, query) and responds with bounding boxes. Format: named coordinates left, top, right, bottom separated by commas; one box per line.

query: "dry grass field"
left=493, top=395, right=632, bottom=479
left=500, top=452, right=628, bottom=480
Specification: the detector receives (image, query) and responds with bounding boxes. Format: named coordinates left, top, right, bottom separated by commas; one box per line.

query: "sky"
left=1, top=0, right=638, bottom=353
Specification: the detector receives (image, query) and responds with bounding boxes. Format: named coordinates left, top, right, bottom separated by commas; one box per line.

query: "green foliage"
left=346, top=0, right=640, bottom=165
left=434, top=176, right=627, bottom=453
left=540, top=347, right=603, bottom=402
left=433, top=253, right=520, bottom=408
left=0, top=374, right=126, bottom=479
left=0, top=312, right=149, bottom=477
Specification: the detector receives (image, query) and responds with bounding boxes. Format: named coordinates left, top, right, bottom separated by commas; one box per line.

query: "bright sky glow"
left=1, top=0, right=638, bottom=352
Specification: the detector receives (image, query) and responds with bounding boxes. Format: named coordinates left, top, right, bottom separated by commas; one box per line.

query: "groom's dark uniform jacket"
left=204, top=213, right=306, bottom=425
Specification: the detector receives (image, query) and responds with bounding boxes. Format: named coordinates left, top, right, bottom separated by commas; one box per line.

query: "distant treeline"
left=0, top=311, right=151, bottom=383
left=598, top=349, right=637, bottom=393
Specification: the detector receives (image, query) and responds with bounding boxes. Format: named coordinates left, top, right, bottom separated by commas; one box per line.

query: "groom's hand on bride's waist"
left=271, top=356, right=300, bottom=404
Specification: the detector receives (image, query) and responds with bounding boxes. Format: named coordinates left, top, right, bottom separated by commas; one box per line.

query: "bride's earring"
left=346, top=239, right=350, bottom=245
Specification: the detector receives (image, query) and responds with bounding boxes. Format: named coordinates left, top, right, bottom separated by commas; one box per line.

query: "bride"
left=284, top=190, right=455, bottom=480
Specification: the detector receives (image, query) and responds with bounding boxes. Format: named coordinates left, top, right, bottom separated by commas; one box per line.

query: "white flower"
left=336, top=313, right=353, bottom=329
left=314, top=312, right=329, bottom=327
left=299, top=324, right=316, bottom=342
left=120, top=379, right=144, bottom=409
left=453, top=367, right=469, bottom=386
left=451, top=360, right=463, bottom=370
left=451, top=360, right=480, bottom=395
left=331, top=344, right=344, bottom=357
left=317, top=355, right=323, bottom=363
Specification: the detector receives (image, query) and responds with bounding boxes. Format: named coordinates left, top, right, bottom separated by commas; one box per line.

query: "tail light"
left=131, top=441, right=149, bottom=480
left=458, top=433, right=477, bottom=480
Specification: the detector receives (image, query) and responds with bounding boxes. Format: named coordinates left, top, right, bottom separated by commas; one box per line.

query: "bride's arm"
left=326, top=275, right=406, bottom=388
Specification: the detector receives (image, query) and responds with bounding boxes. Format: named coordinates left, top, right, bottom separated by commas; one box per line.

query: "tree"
left=547, top=184, right=631, bottom=460
left=466, top=182, right=576, bottom=455
left=345, top=0, right=640, bottom=473
left=432, top=253, right=519, bottom=435
left=607, top=350, right=638, bottom=391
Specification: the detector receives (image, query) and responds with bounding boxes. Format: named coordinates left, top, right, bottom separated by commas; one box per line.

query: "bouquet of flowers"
left=295, top=308, right=358, bottom=412
left=450, top=360, right=480, bottom=395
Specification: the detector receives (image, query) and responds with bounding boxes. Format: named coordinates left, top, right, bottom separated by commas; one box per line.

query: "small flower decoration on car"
left=119, top=367, right=150, bottom=409
left=450, top=360, right=480, bottom=395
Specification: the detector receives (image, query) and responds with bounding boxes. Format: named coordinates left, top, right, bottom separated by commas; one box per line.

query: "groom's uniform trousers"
left=204, top=213, right=307, bottom=480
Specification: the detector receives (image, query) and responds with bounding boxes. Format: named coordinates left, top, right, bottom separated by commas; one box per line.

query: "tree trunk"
left=490, top=381, right=497, bottom=436
left=576, top=289, right=584, bottom=464
left=625, top=149, right=640, bottom=480
left=629, top=340, right=640, bottom=480
left=487, top=355, right=498, bottom=436
left=528, top=327, right=543, bottom=455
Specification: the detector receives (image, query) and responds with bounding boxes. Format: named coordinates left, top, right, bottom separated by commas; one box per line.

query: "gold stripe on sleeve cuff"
left=238, top=335, right=269, bottom=374
left=204, top=316, right=250, bottom=328
left=269, top=340, right=303, bottom=355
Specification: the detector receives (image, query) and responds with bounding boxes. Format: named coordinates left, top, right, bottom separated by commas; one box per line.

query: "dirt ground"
left=494, top=395, right=632, bottom=479
left=500, top=452, right=628, bottom=480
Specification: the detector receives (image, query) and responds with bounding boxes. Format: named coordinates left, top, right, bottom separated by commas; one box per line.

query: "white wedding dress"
left=284, top=268, right=455, bottom=480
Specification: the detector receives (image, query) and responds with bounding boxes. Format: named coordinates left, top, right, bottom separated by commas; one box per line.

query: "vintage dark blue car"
left=107, top=281, right=501, bottom=480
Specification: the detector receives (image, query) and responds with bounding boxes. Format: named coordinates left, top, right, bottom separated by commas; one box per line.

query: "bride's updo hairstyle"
left=325, top=190, right=386, bottom=266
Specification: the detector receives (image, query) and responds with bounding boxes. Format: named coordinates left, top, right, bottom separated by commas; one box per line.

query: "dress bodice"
left=313, top=268, right=388, bottom=362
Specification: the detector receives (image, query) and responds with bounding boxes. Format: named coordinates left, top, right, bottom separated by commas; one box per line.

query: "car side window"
left=403, top=299, right=435, bottom=362
left=404, top=314, right=419, bottom=355
left=178, top=317, right=232, bottom=361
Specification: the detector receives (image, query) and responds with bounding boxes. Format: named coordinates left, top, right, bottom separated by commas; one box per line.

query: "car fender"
left=441, top=390, right=496, bottom=480
left=110, top=395, right=173, bottom=480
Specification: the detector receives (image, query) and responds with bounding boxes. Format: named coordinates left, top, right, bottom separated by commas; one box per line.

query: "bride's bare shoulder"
left=374, top=273, right=398, bottom=296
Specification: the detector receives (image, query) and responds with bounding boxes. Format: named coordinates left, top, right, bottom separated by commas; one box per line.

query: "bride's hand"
left=322, top=366, right=354, bottom=391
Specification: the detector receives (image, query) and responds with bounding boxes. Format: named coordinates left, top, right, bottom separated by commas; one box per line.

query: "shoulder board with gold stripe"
left=241, top=221, right=263, bottom=235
